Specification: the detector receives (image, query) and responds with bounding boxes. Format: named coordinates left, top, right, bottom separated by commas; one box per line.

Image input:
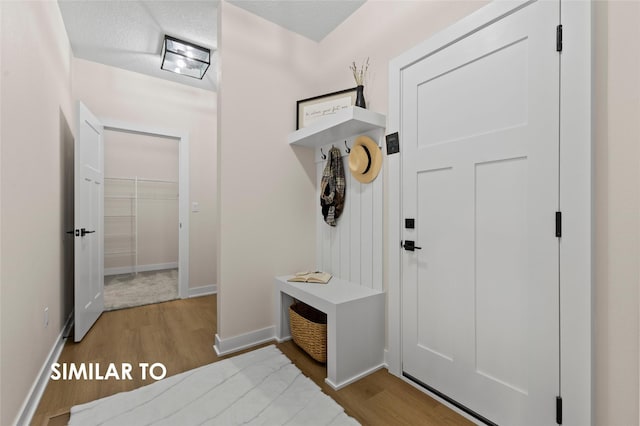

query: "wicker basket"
left=289, top=302, right=327, bottom=363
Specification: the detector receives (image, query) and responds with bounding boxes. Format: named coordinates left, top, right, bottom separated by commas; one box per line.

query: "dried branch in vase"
left=349, top=57, right=370, bottom=86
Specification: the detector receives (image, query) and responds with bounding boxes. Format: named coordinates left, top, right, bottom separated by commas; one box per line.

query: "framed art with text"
left=296, top=87, right=358, bottom=130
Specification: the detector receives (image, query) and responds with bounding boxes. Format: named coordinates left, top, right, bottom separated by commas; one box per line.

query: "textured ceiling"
left=58, top=1, right=364, bottom=92
left=58, top=0, right=218, bottom=91
left=228, top=0, right=365, bottom=42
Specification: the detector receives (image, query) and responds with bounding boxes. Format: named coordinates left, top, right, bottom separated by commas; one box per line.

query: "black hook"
left=320, top=147, right=327, bottom=160
left=344, top=140, right=351, bottom=153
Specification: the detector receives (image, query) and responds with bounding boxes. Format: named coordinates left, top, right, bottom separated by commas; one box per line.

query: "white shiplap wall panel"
left=372, top=165, right=383, bottom=291
left=339, top=156, right=352, bottom=280
left=349, top=175, right=362, bottom=284
left=360, top=176, right=374, bottom=289
left=315, top=130, right=383, bottom=291
left=330, top=222, right=340, bottom=276
left=316, top=163, right=326, bottom=272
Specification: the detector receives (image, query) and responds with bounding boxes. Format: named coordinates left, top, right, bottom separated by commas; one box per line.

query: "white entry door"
left=401, top=1, right=560, bottom=424
left=74, top=102, right=105, bottom=341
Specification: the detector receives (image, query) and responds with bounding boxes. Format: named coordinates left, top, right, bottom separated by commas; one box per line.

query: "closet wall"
left=104, top=130, right=179, bottom=275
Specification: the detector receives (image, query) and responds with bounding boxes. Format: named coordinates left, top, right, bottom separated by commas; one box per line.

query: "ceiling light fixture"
left=161, top=35, right=210, bottom=79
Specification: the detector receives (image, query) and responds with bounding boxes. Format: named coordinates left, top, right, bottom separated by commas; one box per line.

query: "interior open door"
left=74, top=102, right=105, bottom=341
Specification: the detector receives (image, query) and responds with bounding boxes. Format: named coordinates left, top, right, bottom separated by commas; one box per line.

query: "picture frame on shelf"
left=296, top=87, right=358, bottom=130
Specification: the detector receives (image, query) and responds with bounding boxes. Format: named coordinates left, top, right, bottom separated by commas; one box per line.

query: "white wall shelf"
left=288, top=106, right=386, bottom=148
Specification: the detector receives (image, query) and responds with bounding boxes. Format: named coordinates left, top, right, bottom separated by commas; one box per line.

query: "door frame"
left=101, top=118, right=190, bottom=299
left=386, top=1, right=592, bottom=425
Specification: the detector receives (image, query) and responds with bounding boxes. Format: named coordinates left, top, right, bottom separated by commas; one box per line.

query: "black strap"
left=361, top=145, right=372, bottom=174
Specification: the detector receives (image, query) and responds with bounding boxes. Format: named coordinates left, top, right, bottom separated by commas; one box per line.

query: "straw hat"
left=348, top=135, right=382, bottom=183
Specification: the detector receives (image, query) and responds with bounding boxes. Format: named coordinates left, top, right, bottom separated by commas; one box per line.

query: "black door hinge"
left=556, top=25, right=563, bottom=52
left=556, top=211, right=562, bottom=238
left=556, top=396, right=563, bottom=424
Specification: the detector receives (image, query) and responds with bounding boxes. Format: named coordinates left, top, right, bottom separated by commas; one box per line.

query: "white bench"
left=274, top=275, right=385, bottom=390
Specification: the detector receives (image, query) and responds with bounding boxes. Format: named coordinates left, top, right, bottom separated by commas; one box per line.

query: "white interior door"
left=74, top=102, right=105, bottom=341
left=401, top=1, right=560, bottom=424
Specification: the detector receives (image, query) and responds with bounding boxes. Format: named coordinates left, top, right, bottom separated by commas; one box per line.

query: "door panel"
left=474, top=156, right=528, bottom=394
left=417, top=38, right=529, bottom=148
left=74, top=102, right=105, bottom=341
left=416, top=167, right=459, bottom=362
left=401, top=1, right=559, bottom=424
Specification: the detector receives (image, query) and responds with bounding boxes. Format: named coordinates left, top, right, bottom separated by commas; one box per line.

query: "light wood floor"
left=32, top=295, right=472, bottom=426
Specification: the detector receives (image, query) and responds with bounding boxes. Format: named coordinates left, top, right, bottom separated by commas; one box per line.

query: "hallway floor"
left=33, top=295, right=471, bottom=426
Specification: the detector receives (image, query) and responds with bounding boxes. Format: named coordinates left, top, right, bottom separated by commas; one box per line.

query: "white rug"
left=104, top=269, right=178, bottom=311
left=68, top=345, right=359, bottom=426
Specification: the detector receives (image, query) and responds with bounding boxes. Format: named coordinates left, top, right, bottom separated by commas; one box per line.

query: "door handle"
left=80, top=228, right=96, bottom=237
left=402, top=240, right=422, bottom=251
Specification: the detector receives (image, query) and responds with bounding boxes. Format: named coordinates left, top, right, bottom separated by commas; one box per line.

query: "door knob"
left=80, top=228, right=96, bottom=237
left=402, top=240, right=422, bottom=251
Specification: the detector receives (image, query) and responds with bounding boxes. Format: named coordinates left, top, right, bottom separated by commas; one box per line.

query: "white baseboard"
left=14, top=312, right=74, bottom=426
left=325, top=363, right=386, bottom=390
left=105, top=262, right=178, bottom=276
left=384, top=349, right=389, bottom=368
left=213, top=326, right=276, bottom=357
left=188, top=284, right=217, bottom=298
left=275, top=335, right=292, bottom=343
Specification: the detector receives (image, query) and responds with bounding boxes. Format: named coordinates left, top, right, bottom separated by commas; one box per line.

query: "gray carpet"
left=104, top=269, right=178, bottom=311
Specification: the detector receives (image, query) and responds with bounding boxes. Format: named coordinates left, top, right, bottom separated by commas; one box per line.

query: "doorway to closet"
left=103, top=126, right=185, bottom=311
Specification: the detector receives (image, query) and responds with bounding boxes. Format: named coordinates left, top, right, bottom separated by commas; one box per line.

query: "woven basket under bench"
left=289, top=302, right=327, bottom=363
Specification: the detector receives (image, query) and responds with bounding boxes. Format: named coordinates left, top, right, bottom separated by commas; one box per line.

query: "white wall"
left=0, top=2, right=3, bottom=417
left=217, top=1, right=318, bottom=338
left=594, top=1, right=640, bottom=424
left=314, top=1, right=487, bottom=115
left=0, top=2, right=74, bottom=424
left=73, top=58, right=217, bottom=288
left=105, top=131, right=179, bottom=182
